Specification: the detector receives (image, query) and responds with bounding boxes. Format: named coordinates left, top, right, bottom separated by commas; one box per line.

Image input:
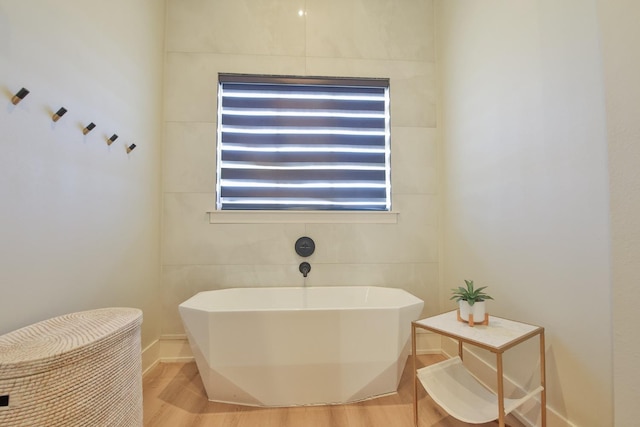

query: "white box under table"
left=412, top=311, right=546, bottom=427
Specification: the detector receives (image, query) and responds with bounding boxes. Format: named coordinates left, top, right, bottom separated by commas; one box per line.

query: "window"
left=216, top=74, right=391, bottom=211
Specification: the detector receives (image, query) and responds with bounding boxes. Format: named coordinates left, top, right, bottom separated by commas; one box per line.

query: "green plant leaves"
left=449, top=280, right=493, bottom=305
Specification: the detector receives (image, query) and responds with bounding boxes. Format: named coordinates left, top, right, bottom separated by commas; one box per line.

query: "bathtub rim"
left=179, top=285, right=424, bottom=313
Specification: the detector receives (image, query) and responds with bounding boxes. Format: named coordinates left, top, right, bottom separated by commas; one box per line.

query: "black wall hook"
left=82, top=122, right=96, bottom=135
left=52, top=107, right=67, bottom=122
left=126, top=143, right=136, bottom=154
left=107, top=134, right=118, bottom=145
left=11, top=88, right=30, bottom=105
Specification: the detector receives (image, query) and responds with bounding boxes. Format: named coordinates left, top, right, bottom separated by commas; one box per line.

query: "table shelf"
left=417, top=356, right=543, bottom=424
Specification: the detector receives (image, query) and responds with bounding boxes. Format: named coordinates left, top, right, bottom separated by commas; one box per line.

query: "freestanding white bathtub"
left=179, top=286, right=424, bottom=407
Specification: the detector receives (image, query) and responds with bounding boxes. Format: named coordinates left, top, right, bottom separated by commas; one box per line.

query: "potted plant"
left=450, top=280, right=493, bottom=326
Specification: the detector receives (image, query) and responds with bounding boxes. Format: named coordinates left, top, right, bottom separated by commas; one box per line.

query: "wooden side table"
left=412, top=311, right=546, bottom=427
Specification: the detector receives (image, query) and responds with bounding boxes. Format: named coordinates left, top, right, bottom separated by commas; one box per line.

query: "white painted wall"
left=596, top=1, right=640, bottom=425
left=161, top=0, right=439, bottom=335
left=0, top=1, right=164, bottom=350
left=436, top=1, right=612, bottom=426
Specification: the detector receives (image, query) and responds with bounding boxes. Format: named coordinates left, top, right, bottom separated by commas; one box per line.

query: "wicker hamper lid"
left=0, top=308, right=142, bottom=380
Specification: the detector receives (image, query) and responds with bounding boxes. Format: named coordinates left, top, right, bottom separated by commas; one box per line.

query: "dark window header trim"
left=219, top=73, right=390, bottom=88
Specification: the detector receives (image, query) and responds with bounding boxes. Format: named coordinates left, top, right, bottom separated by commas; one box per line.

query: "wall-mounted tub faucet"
left=299, top=262, right=311, bottom=278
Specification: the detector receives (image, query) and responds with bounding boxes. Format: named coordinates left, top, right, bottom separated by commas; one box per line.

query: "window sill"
left=207, top=210, right=399, bottom=224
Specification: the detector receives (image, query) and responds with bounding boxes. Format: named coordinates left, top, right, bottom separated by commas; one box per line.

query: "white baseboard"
left=141, top=339, right=161, bottom=375
left=142, top=334, right=194, bottom=376
left=414, top=328, right=441, bottom=354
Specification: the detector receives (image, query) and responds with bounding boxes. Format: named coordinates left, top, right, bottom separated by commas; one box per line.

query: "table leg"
left=497, top=352, right=505, bottom=427
left=540, top=331, right=547, bottom=427
left=412, top=323, right=418, bottom=427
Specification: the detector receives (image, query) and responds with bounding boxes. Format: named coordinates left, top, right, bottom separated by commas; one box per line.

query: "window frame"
left=215, top=73, right=392, bottom=212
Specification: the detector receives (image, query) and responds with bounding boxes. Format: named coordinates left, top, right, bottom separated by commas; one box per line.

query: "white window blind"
left=216, top=74, right=391, bottom=211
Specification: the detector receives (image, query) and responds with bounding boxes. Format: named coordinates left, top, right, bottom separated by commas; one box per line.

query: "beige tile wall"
left=162, top=0, right=437, bottom=334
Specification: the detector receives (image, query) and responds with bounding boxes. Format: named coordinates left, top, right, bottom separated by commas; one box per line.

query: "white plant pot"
left=458, top=300, right=486, bottom=323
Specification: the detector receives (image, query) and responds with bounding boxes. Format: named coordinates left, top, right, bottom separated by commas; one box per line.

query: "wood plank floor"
left=143, top=354, right=525, bottom=427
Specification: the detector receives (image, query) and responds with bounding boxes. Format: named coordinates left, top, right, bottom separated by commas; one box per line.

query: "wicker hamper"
left=0, top=308, right=143, bottom=426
